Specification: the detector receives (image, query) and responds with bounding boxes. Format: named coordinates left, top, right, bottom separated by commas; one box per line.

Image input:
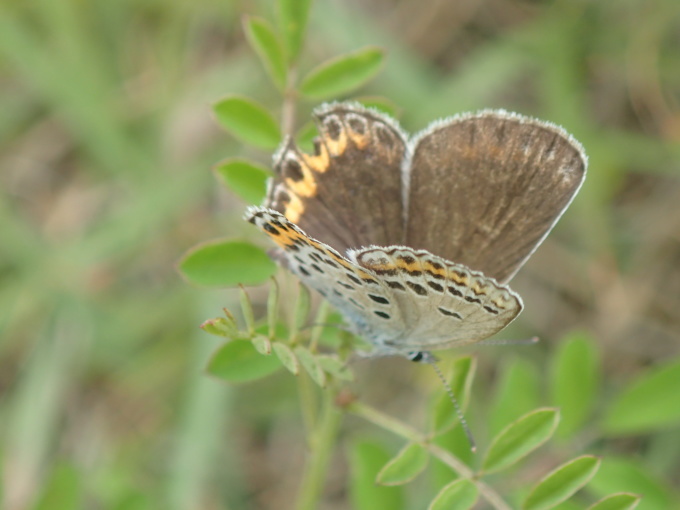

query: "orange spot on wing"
left=347, top=130, right=370, bottom=149
left=284, top=193, right=304, bottom=223
left=325, top=130, right=348, bottom=157
left=448, top=270, right=469, bottom=286
left=395, top=257, right=422, bottom=272
left=424, top=262, right=447, bottom=278
left=303, top=144, right=330, bottom=173
left=284, top=160, right=317, bottom=198
left=264, top=228, right=300, bottom=250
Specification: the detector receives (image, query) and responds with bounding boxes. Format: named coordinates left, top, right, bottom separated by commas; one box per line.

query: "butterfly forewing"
left=245, top=207, right=407, bottom=345
left=405, top=111, right=586, bottom=284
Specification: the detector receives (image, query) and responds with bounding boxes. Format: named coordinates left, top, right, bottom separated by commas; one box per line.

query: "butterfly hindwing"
left=351, top=246, right=523, bottom=351
left=265, top=103, right=408, bottom=256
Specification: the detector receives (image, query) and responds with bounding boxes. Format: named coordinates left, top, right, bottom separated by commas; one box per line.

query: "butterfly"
left=246, top=102, right=586, bottom=362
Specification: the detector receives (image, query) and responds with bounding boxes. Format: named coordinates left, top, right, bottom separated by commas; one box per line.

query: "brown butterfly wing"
left=266, top=104, right=407, bottom=254
left=405, top=111, right=586, bottom=284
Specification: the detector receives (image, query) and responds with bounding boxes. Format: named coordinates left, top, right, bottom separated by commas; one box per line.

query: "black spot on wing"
left=426, top=270, right=445, bottom=280
left=448, top=286, right=463, bottom=297
left=271, top=219, right=289, bottom=231
left=322, top=258, right=339, bottom=268
left=438, top=307, right=462, bottom=319
left=407, top=282, right=427, bottom=296
left=427, top=281, right=444, bottom=292
left=373, top=267, right=398, bottom=277
left=368, top=294, right=389, bottom=305
left=346, top=273, right=363, bottom=285
left=398, top=254, right=416, bottom=265
left=283, top=158, right=304, bottom=181
left=264, top=223, right=280, bottom=235
left=386, top=281, right=406, bottom=291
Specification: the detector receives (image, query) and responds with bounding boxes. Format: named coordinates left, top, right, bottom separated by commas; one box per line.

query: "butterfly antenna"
left=427, top=358, right=476, bottom=453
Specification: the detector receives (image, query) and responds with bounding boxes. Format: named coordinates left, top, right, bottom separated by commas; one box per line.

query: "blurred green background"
left=2, top=0, right=680, bottom=509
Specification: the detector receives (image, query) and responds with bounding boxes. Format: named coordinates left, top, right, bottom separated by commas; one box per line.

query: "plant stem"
left=281, top=66, right=298, bottom=137
left=294, top=390, right=342, bottom=510
left=347, top=401, right=512, bottom=510
left=297, top=370, right=318, bottom=437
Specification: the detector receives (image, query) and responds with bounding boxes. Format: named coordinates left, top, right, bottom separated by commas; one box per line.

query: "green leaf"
left=273, top=342, right=299, bottom=375
left=252, top=334, right=272, bottom=355
left=489, top=357, right=541, bottom=437
left=376, top=443, right=429, bottom=486
left=432, top=356, right=476, bottom=432
left=586, top=493, right=641, bottom=510
left=291, top=282, right=311, bottom=339
left=207, top=340, right=282, bottom=383
left=277, top=0, right=313, bottom=62
left=428, top=479, right=478, bottom=510
left=214, top=158, right=271, bottom=205
left=213, top=96, right=281, bottom=150
left=316, top=355, right=353, bottom=381
left=601, top=358, right=680, bottom=434
left=35, top=462, right=82, bottom=510
left=349, top=440, right=405, bottom=510
left=550, top=331, right=600, bottom=438
left=243, top=16, right=287, bottom=89
left=482, top=408, right=560, bottom=474
left=200, top=316, right=237, bottom=338
left=523, top=455, right=601, bottom=510
left=299, top=47, right=385, bottom=99
left=589, top=457, right=673, bottom=510
left=294, top=346, right=326, bottom=387
left=178, top=240, right=276, bottom=287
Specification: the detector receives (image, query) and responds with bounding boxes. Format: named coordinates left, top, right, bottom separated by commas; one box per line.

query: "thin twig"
left=294, top=390, right=343, bottom=510
left=281, top=66, right=298, bottom=137
left=347, top=401, right=512, bottom=510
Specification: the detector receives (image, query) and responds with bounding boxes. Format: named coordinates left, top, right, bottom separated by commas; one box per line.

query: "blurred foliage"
left=1, top=0, right=680, bottom=509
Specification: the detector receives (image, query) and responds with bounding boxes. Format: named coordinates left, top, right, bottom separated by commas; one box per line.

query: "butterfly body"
left=246, top=102, right=586, bottom=359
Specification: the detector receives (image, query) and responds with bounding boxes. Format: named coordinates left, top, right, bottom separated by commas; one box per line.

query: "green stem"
left=347, top=401, right=512, bottom=510
left=294, top=390, right=343, bottom=510
left=281, top=65, right=298, bottom=137
left=297, top=370, right=318, bottom=437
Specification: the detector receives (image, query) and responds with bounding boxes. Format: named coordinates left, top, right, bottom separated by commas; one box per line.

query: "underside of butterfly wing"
left=350, top=246, right=523, bottom=351
left=245, top=206, right=407, bottom=345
